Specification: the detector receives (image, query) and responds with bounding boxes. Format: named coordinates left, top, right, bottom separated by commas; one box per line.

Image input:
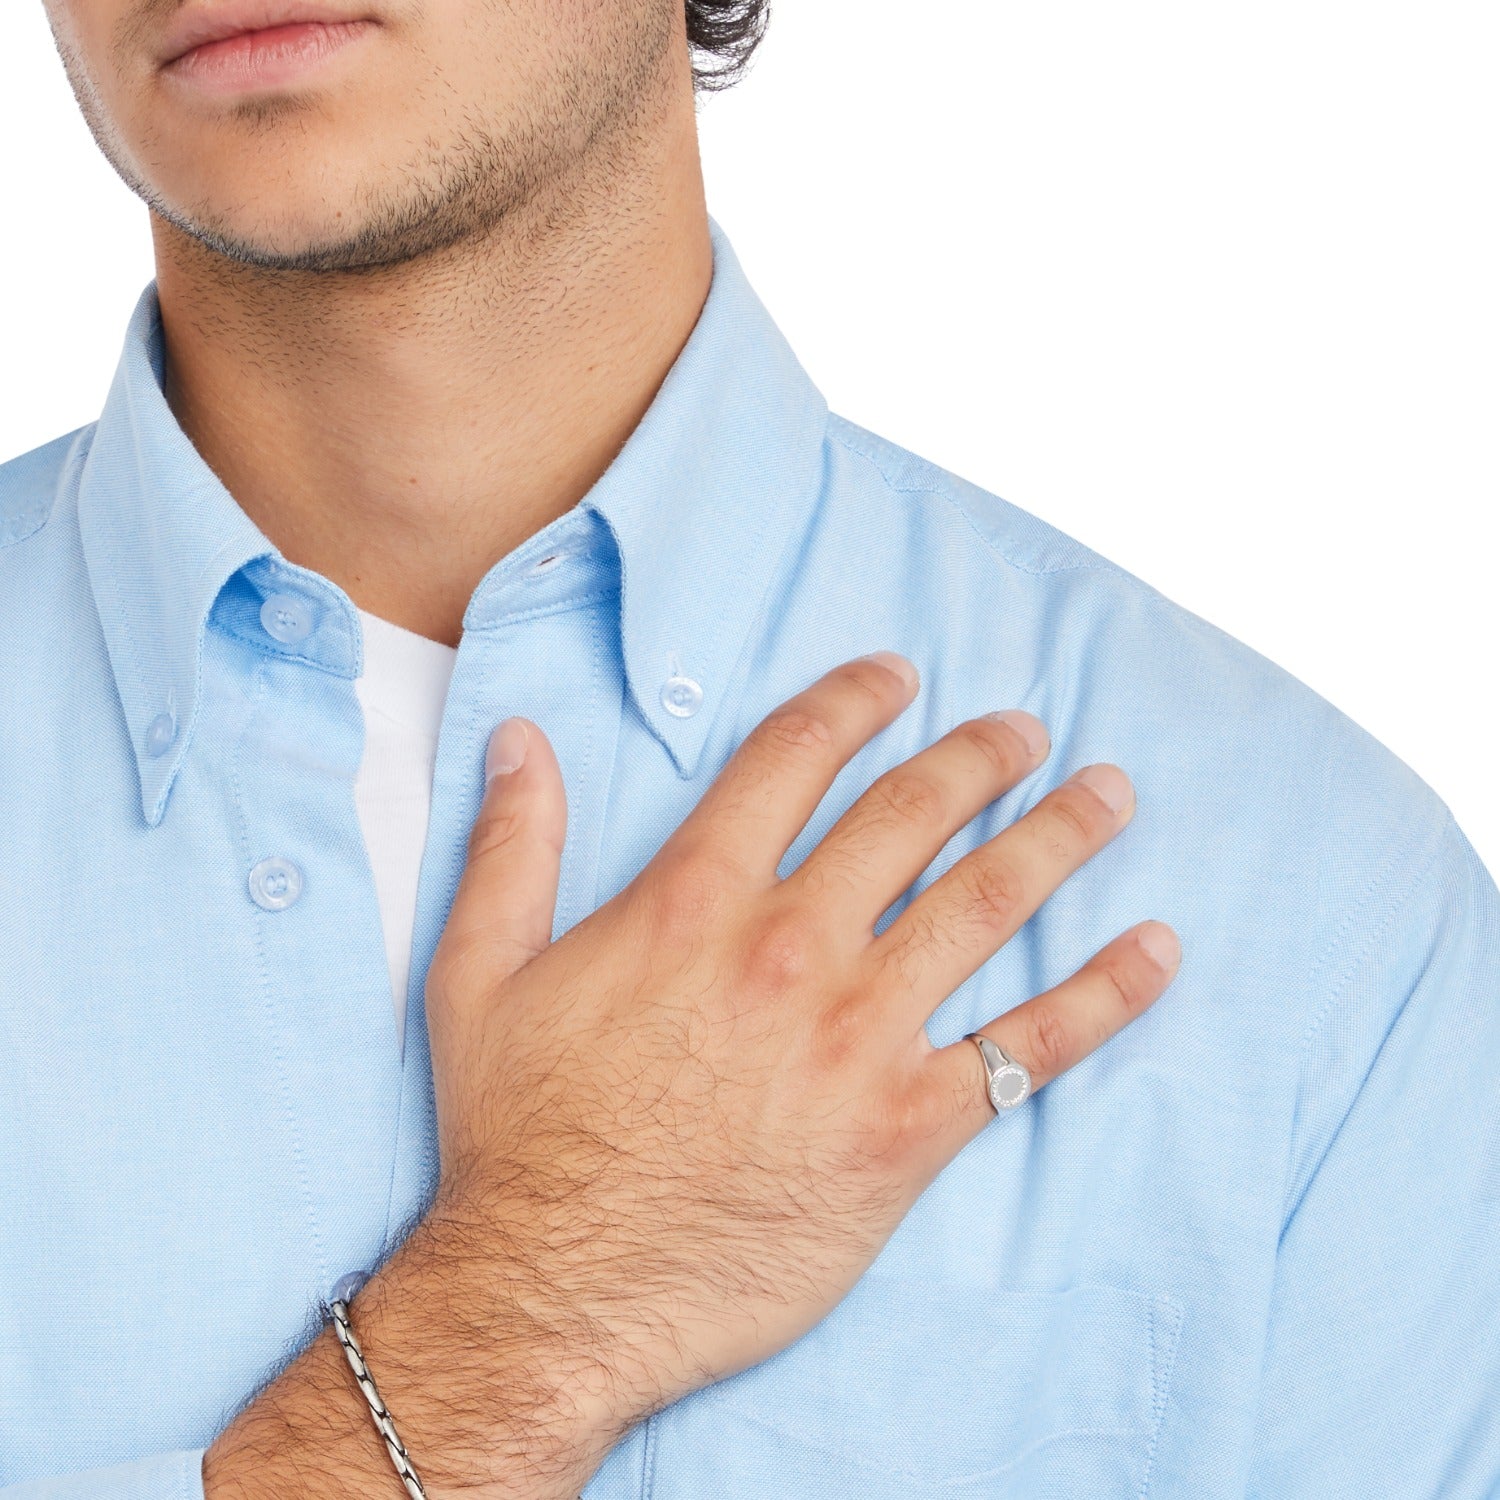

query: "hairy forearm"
left=202, top=1202, right=631, bottom=1500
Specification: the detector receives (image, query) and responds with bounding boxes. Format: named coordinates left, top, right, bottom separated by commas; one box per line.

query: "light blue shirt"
left=3, top=214, right=1497, bottom=1499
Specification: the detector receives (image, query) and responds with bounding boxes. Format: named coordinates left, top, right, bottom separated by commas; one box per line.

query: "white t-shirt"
left=352, top=608, right=459, bottom=1058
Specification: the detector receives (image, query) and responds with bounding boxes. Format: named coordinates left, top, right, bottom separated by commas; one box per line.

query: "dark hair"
left=685, top=0, right=772, bottom=92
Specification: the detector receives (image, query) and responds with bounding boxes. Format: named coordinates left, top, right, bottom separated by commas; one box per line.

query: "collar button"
left=260, top=591, right=315, bottom=645
left=144, top=712, right=177, bottom=757
left=661, top=674, right=704, bottom=718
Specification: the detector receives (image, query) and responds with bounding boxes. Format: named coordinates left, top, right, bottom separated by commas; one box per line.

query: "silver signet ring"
left=965, top=1032, right=1032, bottom=1114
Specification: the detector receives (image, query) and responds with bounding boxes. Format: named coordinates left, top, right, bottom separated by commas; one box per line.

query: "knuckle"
left=1049, top=789, right=1104, bottom=845
left=466, top=802, right=527, bottom=865
left=811, top=990, right=865, bottom=1071
left=956, top=856, right=1025, bottom=934
left=757, top=706, right=837, bottom=760
left=1097, top=955, right=1146, bottom=1026
left=873, top=1081, right=951, bottom=1161
left=796, top=849, right=860, bottom=904
left=1020, top=1004, right=1074, bottom=1081
left=874, top=769, right=947, bottom=830
left=742, top=905, right=819, bottom=996
left=844, top=658, right=898, bottom=704
left=959, top=719, right=1018, bottom=777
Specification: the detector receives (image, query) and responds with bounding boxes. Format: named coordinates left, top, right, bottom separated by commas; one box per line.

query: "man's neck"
left=150, top=95, right=712, bottom=649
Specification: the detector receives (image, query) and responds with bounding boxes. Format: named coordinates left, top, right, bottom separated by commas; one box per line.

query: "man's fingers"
left=659, top=651, right=920, bottom=882
left=873, top=763, right=1136, bottom=1014
left=789, top=708, right=1050, bottom=919
left=429, top=716, right=568, bottom=1007
left=926, top=920, right=1182, bottom=1149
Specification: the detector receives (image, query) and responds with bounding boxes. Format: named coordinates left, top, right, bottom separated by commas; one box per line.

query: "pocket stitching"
left=717, top=1400, right=1150, bottom=1486
left=1139, top=1294, right=1186, bottom=1498
left=687, top=1281, right=1187, bottom=1489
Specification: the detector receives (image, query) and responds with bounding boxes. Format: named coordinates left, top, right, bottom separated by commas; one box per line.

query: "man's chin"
left=150, top=194, right=399, bottom=275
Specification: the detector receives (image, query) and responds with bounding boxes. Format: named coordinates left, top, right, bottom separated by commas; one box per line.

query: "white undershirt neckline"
left=351, top=607, right=459, bottom=1060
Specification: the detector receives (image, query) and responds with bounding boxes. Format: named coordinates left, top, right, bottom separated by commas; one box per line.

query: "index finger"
left=658, top=651, right=919, bottom=883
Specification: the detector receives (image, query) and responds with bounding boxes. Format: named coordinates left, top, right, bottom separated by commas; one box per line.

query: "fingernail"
left=859, top=650, right=919, bottom=692
left=1137, top=921, right=1182, bottom=973
left=984, top=709, right=1049, bottom=759
left=486, top=717, right=529, bottom=780
left=1069, top=763, right=1133, bottom=815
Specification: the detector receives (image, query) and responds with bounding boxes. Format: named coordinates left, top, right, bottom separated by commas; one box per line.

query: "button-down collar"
left=75, top=214, right=830, bottom=826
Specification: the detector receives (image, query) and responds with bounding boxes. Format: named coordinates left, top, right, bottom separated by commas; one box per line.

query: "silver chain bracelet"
left=327, top=1268, right=588, bottom=1500
left=327, top=1270, right=429, bottom=1499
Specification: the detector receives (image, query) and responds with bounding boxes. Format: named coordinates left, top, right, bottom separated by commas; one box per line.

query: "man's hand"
left=428, top=651, right=1177, bottom=1483
left=204, top=651, right=1179, bottom=1500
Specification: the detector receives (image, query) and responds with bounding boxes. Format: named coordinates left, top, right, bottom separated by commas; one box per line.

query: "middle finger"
left=787, top=708, right=1051, bottom=920
left=870, top=763, right=1136, bottom=1015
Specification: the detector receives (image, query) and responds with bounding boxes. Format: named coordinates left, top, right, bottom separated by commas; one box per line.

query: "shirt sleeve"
left=0, top=1451, right=205, bottom=1499
left=1245, top=811, right=1500, bottom=1498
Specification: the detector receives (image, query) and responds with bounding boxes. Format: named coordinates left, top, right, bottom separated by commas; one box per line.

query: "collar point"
left=139, top=781, right=170, bottom=830
left=135, top=733, right=192, bottom=830
left=657, top=716, right=712, bottom=781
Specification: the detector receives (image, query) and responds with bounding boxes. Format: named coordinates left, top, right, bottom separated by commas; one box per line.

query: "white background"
left=2, top=0, right=1496, bottom=870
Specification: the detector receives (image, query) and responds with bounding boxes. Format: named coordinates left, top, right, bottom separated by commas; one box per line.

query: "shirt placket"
left=381, top=535, right=627, bottom=1266
left=202, top=607, right=410, bottom=1305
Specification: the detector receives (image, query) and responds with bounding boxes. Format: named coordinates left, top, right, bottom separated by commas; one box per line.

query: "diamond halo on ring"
left=965, top=1032, right=1032, bottom=1113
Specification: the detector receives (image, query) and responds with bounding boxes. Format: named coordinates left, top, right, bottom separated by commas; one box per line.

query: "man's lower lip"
left=163, top=20, right=376, bottom=93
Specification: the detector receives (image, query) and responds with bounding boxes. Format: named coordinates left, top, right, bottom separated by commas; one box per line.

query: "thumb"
left=435, top=716, right=568, bottom=989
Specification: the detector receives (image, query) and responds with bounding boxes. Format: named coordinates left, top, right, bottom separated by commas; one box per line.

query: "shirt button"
left=144, top=712, right=177, bottom=757
left=259, top=592, right=314, bottom=645
left=661, top=674, right=704, bottom=718
left=248, top=856, right=304, bottom=911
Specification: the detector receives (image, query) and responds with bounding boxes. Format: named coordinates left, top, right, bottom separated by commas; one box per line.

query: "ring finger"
left=928, top=919, right=1181, bottom=1150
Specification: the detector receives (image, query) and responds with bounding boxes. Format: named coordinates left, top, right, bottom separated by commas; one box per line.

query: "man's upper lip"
left=159, top=2, right=372, bottom=65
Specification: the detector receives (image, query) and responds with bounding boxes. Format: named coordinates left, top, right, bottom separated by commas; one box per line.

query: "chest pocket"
left=642, top=1273, right=1184, bottom=1498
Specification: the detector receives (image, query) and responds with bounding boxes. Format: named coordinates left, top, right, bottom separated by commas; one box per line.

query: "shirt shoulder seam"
left=824, top=414, right=1325, bottom=677
left=1278, top=805, right=1457, bottom=1233
left=826, top=418, right=1111, bottom=577
left=1294, top=803, right=1456, bottom=1074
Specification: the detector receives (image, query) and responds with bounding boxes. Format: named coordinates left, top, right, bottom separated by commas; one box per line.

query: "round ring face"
left=989, top=1064, right=1031, bottom=1110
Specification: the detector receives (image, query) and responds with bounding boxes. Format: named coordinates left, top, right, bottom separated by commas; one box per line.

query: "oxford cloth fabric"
left=2, top=214, right=1498, bottom=1499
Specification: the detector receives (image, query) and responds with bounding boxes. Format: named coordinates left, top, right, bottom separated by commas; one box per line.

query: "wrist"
left=204, top=1205, right=632, bottom=1500
left=349, top=1214, right=621, bottom=1499
left=202, top=1319, right=410, bottom=1500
